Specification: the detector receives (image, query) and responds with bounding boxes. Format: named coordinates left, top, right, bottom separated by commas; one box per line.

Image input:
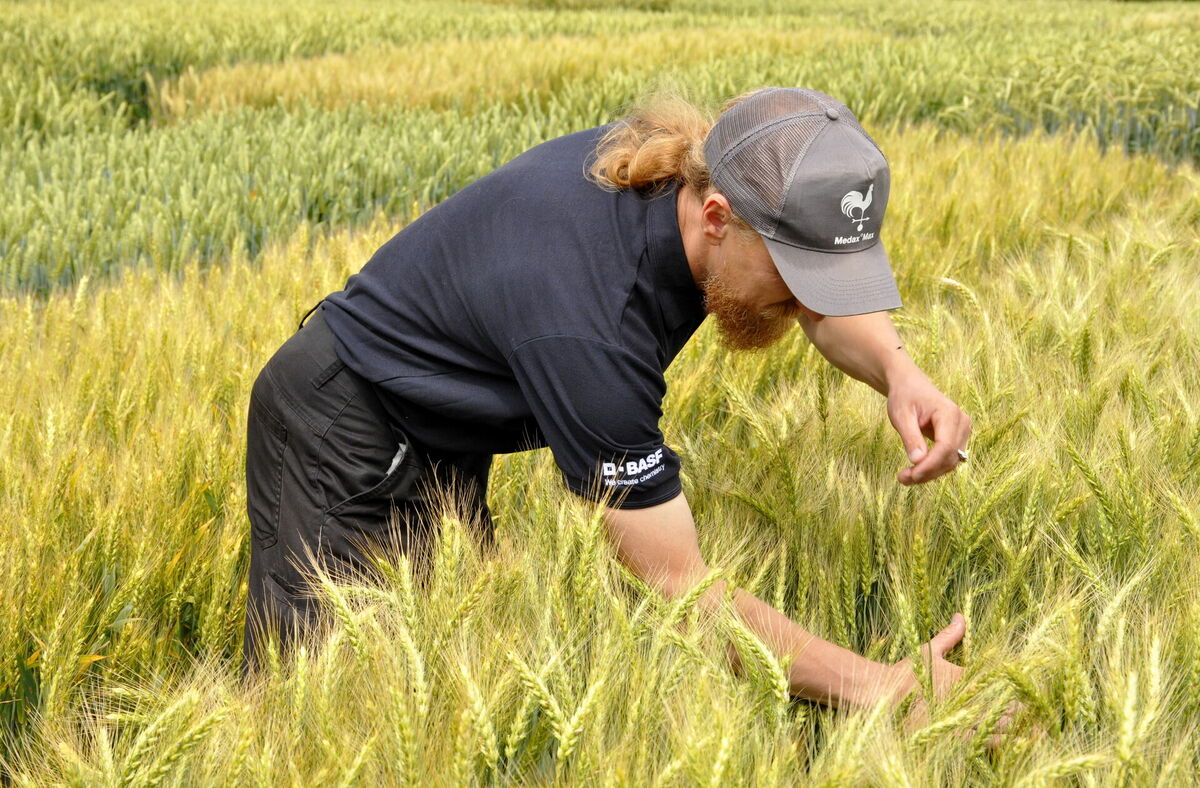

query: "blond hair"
left=586, top=87, right=766, bottom=234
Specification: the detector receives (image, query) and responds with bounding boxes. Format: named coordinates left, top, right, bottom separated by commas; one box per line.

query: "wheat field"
left=2, top=0, right=1199, bottom=785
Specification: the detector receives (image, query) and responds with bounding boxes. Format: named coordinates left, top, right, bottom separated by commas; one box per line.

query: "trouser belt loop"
left=312, top=358, right=346, bottom=390
left=298, top=298, right=325, bottom=330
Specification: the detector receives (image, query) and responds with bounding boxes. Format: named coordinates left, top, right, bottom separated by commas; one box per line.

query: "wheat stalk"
left=388, top=681, right=417, bottom=786
left=1014, top=753, right=1111, bottom=787
left=506, top=650, right=564, bottom=733
left=133, top=707, right=230, bottom=788
left=458, top=662, right=500, bottom=771
left=556, top=668, right=607, bottom=764
left=121, top=691, right=202, bottom=780
left=708, top=729, right=733, bottom=788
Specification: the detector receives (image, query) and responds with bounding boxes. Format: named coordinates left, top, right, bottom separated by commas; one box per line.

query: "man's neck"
left=675, top=186, right=710, bottom=288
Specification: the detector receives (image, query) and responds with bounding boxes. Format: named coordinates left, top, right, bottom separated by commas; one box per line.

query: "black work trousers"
left=242, top=302, right=494, bottom=680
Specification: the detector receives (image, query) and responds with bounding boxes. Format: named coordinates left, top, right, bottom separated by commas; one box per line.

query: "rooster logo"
left=840, top=183, right=874, bottom=232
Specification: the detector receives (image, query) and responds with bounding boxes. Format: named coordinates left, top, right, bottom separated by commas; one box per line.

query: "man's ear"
left=701, top=192, right=734, bottom=243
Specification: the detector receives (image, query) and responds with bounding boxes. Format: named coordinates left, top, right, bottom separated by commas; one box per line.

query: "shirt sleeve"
left=507, top=335, right=682, bottom=509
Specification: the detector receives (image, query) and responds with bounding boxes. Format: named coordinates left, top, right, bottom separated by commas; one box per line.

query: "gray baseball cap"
left=703, top=87, right=902, bottom=316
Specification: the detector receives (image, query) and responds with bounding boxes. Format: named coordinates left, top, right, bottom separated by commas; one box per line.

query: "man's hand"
left=795, top=309, right=972, bottom=485
left=885, top=369, right=971, bottom=485
left=880, top=614, right=966, bottom=722
left=880, top=614, right=1019, bottom=750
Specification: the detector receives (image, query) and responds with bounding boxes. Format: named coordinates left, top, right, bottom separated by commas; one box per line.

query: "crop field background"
left=1, top=0, right=1198, bottom=784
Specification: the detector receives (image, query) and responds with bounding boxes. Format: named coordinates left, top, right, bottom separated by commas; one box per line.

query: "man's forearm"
left=604, top=495, right=903, bottom=710
left=694, top=577, right=901, bottom=709
left=797, top=310, right=923, bottom=396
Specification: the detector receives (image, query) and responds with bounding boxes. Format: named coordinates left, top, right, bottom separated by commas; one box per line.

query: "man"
left=242, top=87, right=973, bottom=720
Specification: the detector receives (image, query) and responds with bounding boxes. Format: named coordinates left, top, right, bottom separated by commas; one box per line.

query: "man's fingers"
left=980, top=699, right=1022, bottom=749
left=925, top=613, right=966, bottom=659
left=908, top=407, right=964, bottom=483
left=889, top=384, right=972, bottom=486
left=904, top=697, right=929, bottom=733
left=997, top=699, right=1022, bottom=732
left=892, top=405, right=929, bottom=465
left=947, top=697, right=1021, bottom=750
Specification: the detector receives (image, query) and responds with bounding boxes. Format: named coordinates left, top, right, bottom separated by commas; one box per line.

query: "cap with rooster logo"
left=702, top=87, right=902, bottom=316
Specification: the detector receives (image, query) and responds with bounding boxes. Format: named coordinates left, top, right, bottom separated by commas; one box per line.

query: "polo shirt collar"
left=645, top=182, right=705, bottom=332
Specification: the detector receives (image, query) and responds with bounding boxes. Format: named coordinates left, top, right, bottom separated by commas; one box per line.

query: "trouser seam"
left=313, top=388, right=370, bottom=558
left=264, top=364, right=324, bottom=435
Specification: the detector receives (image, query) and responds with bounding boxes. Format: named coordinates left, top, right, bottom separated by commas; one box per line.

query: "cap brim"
left=762, top=236, right=902, bottom=317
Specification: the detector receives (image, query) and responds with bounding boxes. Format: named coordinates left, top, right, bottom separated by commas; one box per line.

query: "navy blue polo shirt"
left=321, top=123, right=707, bottom=509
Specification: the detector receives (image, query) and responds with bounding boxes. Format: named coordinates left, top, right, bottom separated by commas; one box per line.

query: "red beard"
left=700, top=271, right=803, bottom=351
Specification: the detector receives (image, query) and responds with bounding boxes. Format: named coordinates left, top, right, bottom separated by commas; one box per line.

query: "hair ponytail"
left=587, top=87, right=765, bottom=233
left=586, top=89, right=714, bottom=196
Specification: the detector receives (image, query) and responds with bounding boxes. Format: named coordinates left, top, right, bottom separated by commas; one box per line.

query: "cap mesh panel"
left=704, top=87, right=867, bottom=238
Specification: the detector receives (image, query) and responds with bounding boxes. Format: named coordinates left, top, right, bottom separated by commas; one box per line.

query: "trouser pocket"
left=318, top=379, right=433, bottom=580
left=325, top=436, right=423, bottom=518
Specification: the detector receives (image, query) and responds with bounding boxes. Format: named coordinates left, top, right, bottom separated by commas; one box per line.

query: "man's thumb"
left=929, top=613, right=966, bottom=658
